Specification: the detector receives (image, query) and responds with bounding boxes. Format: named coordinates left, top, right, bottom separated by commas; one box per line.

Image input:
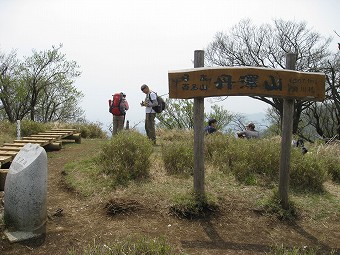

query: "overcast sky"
left=0, top=0, right=339, bottom=131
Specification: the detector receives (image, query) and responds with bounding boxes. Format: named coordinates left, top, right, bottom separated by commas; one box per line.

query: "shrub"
left=258, top=189, right=298, bottom=221
left=290, top=151, right=327, bottom=193
left=156, top=128, right=193, bottom=143
left=68, top=122, right=108, bottom=139
left=315, top=144, right=340, bottom=183
left=324, top=157, right=340, bottom=183
left=208, top=135, right=239, bottom=173
left=204, top=133, right=230, bottom=162
left=97, top=131, right=153, bottom=186
left=210, top=136, right=281, bottom=186
left=20, top=120, right=47, bottom=137
left=0, top=121, right=15, bottom=145
left=161, top=140, right=194, bottom=176
left=169, top=192, right=219, bottom=219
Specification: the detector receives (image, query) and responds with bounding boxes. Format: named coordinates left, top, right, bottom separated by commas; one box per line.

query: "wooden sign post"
left=168, top=51, right=325, bottom=206
left=279, top=53, right=296, bottom=209
left=193, top=50, right=205, bottom=198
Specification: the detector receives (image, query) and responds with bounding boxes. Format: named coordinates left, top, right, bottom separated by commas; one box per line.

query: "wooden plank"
left=51, top=128, right=76, bottom=131
left=40, top=132, right=72, bottom=137
left=0, top=155, right=13, bottom=164
left=13, top=139, right=50, bottom=146
left=14, top=139, right=49, bottom=144
left=3, top=143, right=25, bottom=147
left=168, top=66, right=325, bottom=101
left=0, top=147, right=21, bottom=151
left=33, top=134, right=61, bottom=138
left=0, top=151, right=17, bottom=156
left=37, top=133, right=63, bottom=139
left=23, top=136, right=57, bottom=141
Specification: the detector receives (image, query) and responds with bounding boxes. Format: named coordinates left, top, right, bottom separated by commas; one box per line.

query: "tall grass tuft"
left=161, top=140, right=194, bottom=176
left=169, top=191, right=219, bottom=219
left=210, top=136, right=281, bottom=186
left=97, top=131, right=153, bottom=186
left=67, top=121, right=108, bottom=139
left=315, top=143, right=340, bottom=183
left=258, top=189, right=298, bottom=221
left=290, top=150, right=327, bottom=193
left=0, top=121, right=15, bottom=145
left=208, top=135, right=333, bottom=191
left=20, top=120, right=47, bottom=137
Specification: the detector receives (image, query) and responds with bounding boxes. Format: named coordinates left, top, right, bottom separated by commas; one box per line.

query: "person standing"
left=111, top=92, right=129, bottom=135
left=140, top=84, right=158, bottom=144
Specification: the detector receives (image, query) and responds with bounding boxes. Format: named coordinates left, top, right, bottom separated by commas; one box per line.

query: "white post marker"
left=16, top=120, right=21, bottom=140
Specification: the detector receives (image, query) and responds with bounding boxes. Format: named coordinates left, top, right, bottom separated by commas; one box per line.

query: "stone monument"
left=3, top=143, right=48, bottom=242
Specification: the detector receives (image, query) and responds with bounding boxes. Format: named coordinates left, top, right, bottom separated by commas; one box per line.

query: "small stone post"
left=16, top=120, right=21, bottom=140
left=4, top=143, right=48, bottom=243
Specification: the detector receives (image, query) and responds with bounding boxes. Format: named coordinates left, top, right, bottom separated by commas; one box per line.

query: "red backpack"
left=109, top=93, right=126, bottom=116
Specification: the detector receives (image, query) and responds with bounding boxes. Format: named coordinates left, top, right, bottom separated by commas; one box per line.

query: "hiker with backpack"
left=109, top=92, right=129, bottom=135
left=140, top=84, right=158, bottom=144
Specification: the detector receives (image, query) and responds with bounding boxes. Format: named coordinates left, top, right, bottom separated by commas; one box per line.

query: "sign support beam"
left=193, top=50, right=205, bottom=197
left=279, top=53, right=296, bottom=209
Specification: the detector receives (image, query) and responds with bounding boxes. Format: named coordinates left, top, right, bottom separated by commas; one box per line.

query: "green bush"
left=20, top=120, right=47, bottom=137
left=161, top=140, right=194, bottom=176
left=97, top=131, right=153, bottom=186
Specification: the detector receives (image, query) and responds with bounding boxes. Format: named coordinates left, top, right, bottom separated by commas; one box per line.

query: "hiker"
left=110, top=92, right=129, bottom=135
left=140, top=84, right=158, bottom=144
left=292, top=138, right=308, bottom=154
left=237, top=122, right=259, bottom=139
left=205, top=118, right=218, bottom=134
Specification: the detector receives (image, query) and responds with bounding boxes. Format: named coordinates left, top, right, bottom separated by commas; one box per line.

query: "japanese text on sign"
left=168, top=67, right=325, bottom=101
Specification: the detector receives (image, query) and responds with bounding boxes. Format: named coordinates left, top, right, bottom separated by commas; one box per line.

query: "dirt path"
left=1, top=139, right=340, bottom=255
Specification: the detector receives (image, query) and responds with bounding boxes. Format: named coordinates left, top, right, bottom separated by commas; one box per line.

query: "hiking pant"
left=112, top=115, right=125, bottom=135
left=145, top=113, right=156, bottom=143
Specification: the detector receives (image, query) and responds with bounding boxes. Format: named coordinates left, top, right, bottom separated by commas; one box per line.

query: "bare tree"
left=303, top=54, right=340, bottom=140
left=205, top=19, right=332, bottom=134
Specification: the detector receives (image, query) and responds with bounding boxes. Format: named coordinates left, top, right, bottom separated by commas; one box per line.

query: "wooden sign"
left=168, top=66, right=325, bottom=101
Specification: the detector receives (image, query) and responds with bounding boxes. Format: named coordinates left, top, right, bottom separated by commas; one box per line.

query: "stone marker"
left=3, top=143, right=48, bottom=243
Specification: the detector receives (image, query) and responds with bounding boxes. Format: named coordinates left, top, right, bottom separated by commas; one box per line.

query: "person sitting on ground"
left=205, top=118, right=218, bottom=134
left=237, top=122, right=259, bottom=139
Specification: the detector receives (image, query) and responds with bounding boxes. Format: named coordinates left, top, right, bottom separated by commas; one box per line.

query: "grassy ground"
left=1, top=137, right=340, bottom=254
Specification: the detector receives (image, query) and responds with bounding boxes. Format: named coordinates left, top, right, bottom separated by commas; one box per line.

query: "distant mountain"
left=246, top=112, right=268, bottom=127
